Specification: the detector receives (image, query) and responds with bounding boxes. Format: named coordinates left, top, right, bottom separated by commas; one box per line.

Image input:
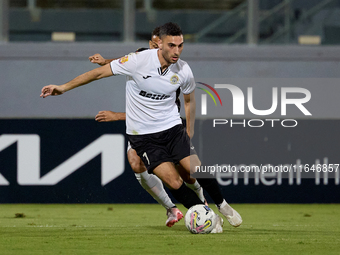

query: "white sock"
left=135, top=171, right=175, bottom=210
left=217, top=200, right=234, bottom=215
left=217, top=199, right=227, bottom=209
left=185, top=180, right=205, bottom=203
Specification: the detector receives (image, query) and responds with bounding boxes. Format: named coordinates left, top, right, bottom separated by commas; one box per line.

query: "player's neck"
left=157, top=49, right=171, bottom=72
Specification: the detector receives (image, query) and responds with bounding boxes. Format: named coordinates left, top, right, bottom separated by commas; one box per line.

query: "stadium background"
left=1, top=0, right=340, bottom=203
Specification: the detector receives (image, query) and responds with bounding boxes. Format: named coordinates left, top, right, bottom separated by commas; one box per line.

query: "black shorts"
left=127, top=124, right=197, bottom=173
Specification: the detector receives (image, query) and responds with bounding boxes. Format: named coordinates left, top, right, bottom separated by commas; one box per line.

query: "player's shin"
left=185, top=180, right=206, bottom=204
left=197, top=178, right=242, bottom=227
left=196, top=178, right=224, bottom=205
left=169, top=182, right=204, bottom=209
left=135, top=172, right=175, bottom=209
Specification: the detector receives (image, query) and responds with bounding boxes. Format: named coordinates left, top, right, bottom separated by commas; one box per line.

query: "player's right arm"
left=95, top=111, right=126, bottom=122
left=40, top=64, right=113, bottom=98
left=89, top=49, right=147, bottom=66
left=89, top=54, right=117, bottom=66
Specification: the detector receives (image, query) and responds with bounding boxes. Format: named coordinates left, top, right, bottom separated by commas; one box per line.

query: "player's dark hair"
left=152, top=26, right=161, bottom=37
left=159, top=22, right=183, bottom=38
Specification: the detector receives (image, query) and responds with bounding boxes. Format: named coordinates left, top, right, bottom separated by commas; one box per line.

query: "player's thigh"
left=153, top=162, right=183, bottom=190
left=179, top=154, right=201, bottom=175
left=128, top=134, right=173, bottom=173
left=127, top=148, right=146, bottom=173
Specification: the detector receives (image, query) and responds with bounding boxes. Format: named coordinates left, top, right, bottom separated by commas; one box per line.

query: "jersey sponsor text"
left=139, top=90, right=171, bottom=100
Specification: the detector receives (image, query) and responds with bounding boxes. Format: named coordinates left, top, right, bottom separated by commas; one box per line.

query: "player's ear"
left=148, top=40, right=153, bottom=49
left=158, top=38, right=163, bottom=50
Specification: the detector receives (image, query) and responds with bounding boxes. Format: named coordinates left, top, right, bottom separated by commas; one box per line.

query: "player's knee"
left=183, top=176, right=195, bottom=184
left=190, top=158, right=201, bottom=175
left=168, top=178, right=183, bottom=190
left=130, top=160, right=142, bottom=173
left=128, top=150, right=144, bottom=173
left=190, top=165, right=199, bottom=175
left=178, top=171, right=192, bottom=184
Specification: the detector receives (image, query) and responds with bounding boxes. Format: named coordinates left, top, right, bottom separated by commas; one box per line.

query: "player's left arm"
left=183, top=91, right=196, bottom=139
left=181, top=64, right=196, bottom=138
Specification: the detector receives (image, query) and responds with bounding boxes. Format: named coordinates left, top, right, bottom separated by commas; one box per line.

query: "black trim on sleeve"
left=136, top=47, right=149, bottom=53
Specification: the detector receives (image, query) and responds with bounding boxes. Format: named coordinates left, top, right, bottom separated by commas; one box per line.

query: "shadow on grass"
left=145, top=225, right=188, bottom=232
left=221, top=227, right=335, bottom=236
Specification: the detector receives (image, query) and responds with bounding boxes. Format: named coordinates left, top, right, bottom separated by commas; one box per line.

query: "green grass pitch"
left=0, top=204, right=339, bottom=255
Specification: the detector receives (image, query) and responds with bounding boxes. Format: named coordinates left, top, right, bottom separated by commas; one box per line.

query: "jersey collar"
left=155, top=49, right=173, bottom=76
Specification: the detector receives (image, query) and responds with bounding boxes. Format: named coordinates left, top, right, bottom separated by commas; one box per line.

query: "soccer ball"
left=184, top=204, right=217, bottom=234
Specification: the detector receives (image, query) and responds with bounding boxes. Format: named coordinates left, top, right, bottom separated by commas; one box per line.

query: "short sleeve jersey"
left=110, top=49, right=195, bottom=135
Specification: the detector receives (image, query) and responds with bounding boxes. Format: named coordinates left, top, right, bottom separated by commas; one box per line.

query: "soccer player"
left=40, top=22, right=242, bottom=229
left=88, top=27, right=206, bottom=228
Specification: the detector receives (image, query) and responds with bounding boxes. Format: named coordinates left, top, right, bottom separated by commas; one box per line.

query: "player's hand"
left=89, top=54, right=106, bottom=66
left=95, top=111, right=123, bottom=122
left=186, top=127, right=194, bottom=139
left=40, top=85, right=64, bottom=98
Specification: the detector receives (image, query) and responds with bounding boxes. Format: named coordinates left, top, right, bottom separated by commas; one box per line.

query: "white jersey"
left=110, top=49, right=196, bottom=135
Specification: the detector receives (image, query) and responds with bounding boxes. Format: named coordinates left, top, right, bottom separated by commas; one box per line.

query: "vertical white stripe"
left=201, top=94, right=207, bottom=115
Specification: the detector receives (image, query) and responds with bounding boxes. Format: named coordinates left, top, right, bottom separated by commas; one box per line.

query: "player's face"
left=149, top=35, right=159, bottom=49
left=159, top=35, right=184, bottom=64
